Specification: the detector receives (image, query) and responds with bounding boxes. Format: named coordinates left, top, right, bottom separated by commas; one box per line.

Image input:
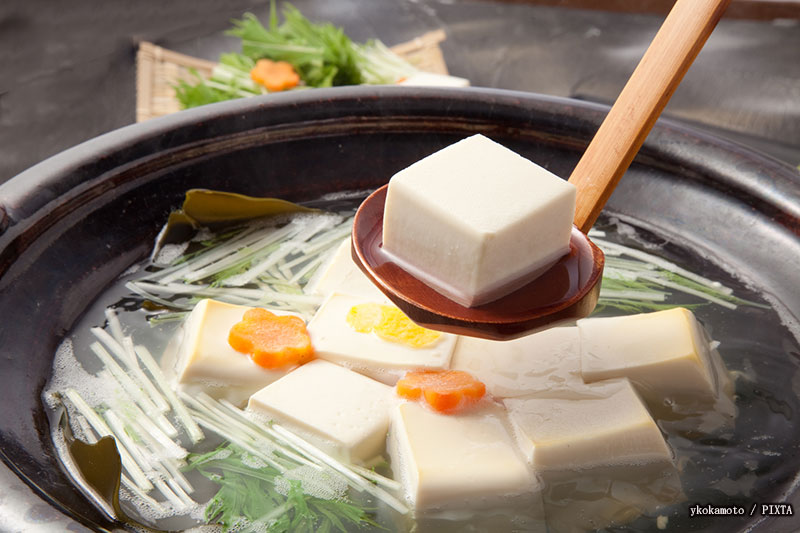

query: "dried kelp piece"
left=57, top=405, right=161, bottom=532
left=155, top=189, right=318, bottom=250
left=182, top=189, right=317, bottom=226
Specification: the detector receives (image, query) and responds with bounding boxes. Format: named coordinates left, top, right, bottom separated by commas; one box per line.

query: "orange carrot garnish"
left=228, top=308, right=314, bottom=369
left=396, top=370, right=486, bottom=414
left=250, top=59, right=301, bottom=92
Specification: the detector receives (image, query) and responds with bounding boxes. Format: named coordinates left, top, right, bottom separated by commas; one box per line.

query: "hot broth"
left=44, top=195, right=800, bottom=533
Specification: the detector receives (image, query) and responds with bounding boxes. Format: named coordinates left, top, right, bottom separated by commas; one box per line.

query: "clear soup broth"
left=44, top=193, right=800, bottom=533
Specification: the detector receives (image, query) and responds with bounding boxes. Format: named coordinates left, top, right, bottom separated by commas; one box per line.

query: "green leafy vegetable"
left=174, top=55, right=267, bottom=109
left=230, top=6, right=363, bottom=88
left=174, top=70, right=240, bottom=109
left=175, top=1, right=417, bottom=109
left=188, top=444, right=378, bottom=532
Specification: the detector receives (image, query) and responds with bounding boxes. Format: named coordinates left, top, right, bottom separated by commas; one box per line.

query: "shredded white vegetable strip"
left=298, top=219, right=353, bottom=256
left=181, top=393, right=289, bottom=473
left=199, top=394, right=317, bottom=469
left=57, top=311, right=210, bottom=514
left=129, top=281, right=323, bottom=303
left=591, top=237, right=733, bottom=295
left=88, top=343, right=164, bottom=425
left=75, top=414, right=97, bottom=444
left=133, top=345, right=204, bottom=444
left=121, top=336, right=170, bottom=412
left=129, top=212, right=352, bottom=322
left=599, top=289, right=668, bottom=302
left=288, top=252, right=329, bottom=285
left=121, top=477, right=167, bottom=514
left=154, top=478, right=186, bottom=509
left=124, top=408, right=187, bottom=460
left=149, top=224, right=267, bottom=284
left=103, top=409, right=156, bottom=474
left=166, top=477, right=196, bottom=508
left=62, top=389, right=153, bottom=493
left=216, top=398, right=319, bottom=468
left=104, top=307, right=126, bottom=346
left=221, top=215, right=342, bottom=287
left=160, top=455, right=195, bottom=495
left=181, top=392, right=409, bottom=515
left=182, top=224, right=297, bottom=283
left=101, top=409, right=194, bottom=511
left=636, top=273, right=738, bottom=310
left=349, top=462, right=403, bottom=492
left=91, top=327, right=170, bottom=416
left=269, top=423, right=409, bottom=514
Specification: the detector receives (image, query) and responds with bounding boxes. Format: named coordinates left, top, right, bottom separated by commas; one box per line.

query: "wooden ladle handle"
left=568, top=0, right=731, bottom=233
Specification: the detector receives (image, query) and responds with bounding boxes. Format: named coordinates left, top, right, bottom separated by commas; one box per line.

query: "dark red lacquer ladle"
left=352, top=0, right=731, bottom=340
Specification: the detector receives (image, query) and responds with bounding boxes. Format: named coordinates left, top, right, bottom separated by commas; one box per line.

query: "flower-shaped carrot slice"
left=228, top=308, right=314, bottom=369
left=250, top=59, right=301, bottom=92
left=396, top=370, right=486, bottom=414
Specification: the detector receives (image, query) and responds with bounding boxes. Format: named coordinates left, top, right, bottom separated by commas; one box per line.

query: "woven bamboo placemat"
left=136, top=29, right=448, bottom=122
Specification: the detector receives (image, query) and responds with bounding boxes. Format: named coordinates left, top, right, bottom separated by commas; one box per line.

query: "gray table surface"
left=1, top=0, right=799, bottom=530
left=2, top=0, right=799, bottom=184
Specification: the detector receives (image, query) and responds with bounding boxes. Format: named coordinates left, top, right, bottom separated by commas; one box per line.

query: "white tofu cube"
left=382, top=134, right=576, bottom=306
left=451, top=326, right=586, bottom=398
left=169, top=299, right=296, bottom=406
left=248, top=359, right=394, bottom=463
left=504, top=379, right=672, bottom=471
left=388, top=400, right=544, bottom=528
left=505, top=379, right=683, bottom=532
left=540, top=459, right=682, bottom=533
left=578, top=307, right=735, bottom=417
left=305, top=238, right=388, bottom=302
left=307, top=293, right=458, bottom=384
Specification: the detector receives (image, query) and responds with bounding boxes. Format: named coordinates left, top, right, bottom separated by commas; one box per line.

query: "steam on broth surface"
left=44, top=192, right=800, bottom=532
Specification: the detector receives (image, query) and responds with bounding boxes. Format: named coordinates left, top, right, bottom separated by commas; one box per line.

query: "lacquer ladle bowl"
left=352, top=0, right=731, bottom=340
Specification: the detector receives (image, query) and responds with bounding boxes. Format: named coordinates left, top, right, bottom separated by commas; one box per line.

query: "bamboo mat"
left=136, top=29, right=448, bottom=122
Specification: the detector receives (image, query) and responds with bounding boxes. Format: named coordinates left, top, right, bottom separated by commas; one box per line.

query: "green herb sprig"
left=188, top=445, right=379, bottom=532
left=230, top=3, right=363, bottom=88
left=174, top=2, right=416, bottom=110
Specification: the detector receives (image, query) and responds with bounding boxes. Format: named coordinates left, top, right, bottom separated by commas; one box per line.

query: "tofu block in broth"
left=504, top=379, right=682, bottom=530
left=578, top=307, right=735, bottom=418
left=382, top=134, right=576, bottom=307
left=451, top=326, right=586, bottom=399
left=307, top=292, right=458, bottom=385
left=248, top=359, right=395, bottom=464
left=306, top=238, right=389, bottom=302
left=169, top=299, right=296, bottom=406
left=388, top=400, right=545, bottom=531
left=541, top=459, right=683, bottom=533
left=504, top=379, right=672, bottom=470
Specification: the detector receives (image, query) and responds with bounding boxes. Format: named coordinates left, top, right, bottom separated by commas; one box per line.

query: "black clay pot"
left=0, top=86, right=799, bottom=531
